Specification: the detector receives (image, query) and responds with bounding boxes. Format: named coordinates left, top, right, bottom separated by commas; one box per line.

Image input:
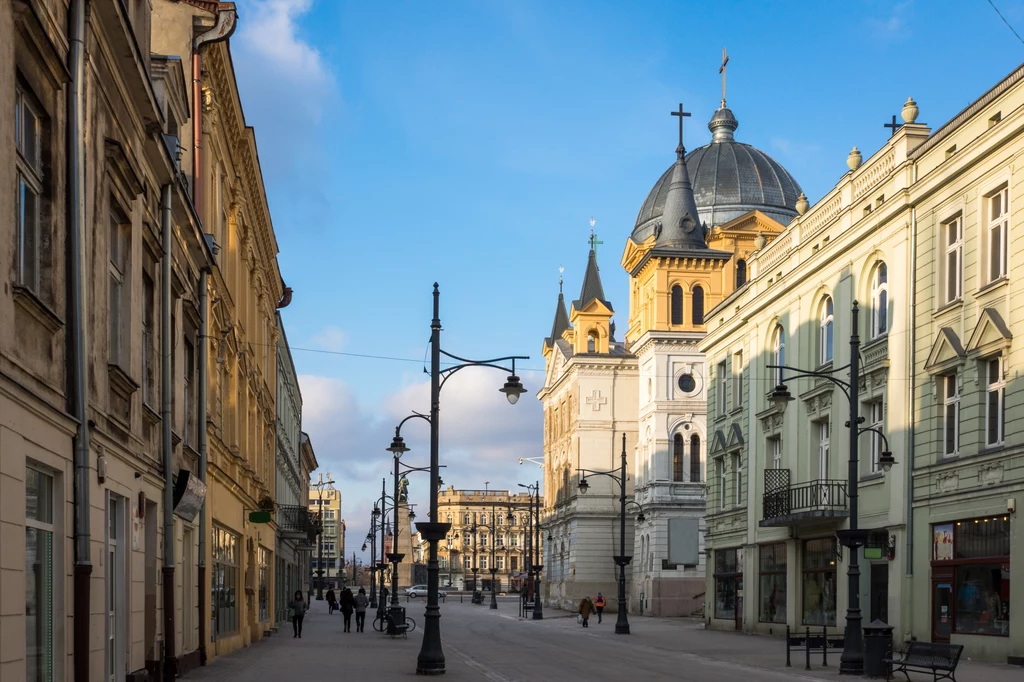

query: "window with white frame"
left=772, top=326, right=785, bottom=387
left=480, top=556, right=488, bottom=570
left=16, top=83, right=45, bottom=296
left=109, top=204, right=130, bottom=368
left=819, top=297, right=834, bottom=364
left=480, top=534, right=488, bottom=547
left=732, top=453, right=742, bottom=506
left=497, top=556, right=505, bottom=570
left=767, top=436, right=782, bottom=470
left=817, top=419, right=831, bottom=480
left=463, top=556, right=471, bottom=569
left=985, top=356, right=1004, bottom=447
left=987, top=186, right=1009, bottom=282
left=26, top=466, right=55, bottom=682
left=184, top=337, right=196, bottom=447
left=942, top=373, right=960, bottom=457
left=870, top=262, right=888, bottom=338
left=717, top=360, right=727, bottom=414
left=867, top=400, right=884, bottom=473
left=142, top=273, right=156, bottom=407
left=943, top=215, right=963, bottom=304
left=717, top=457, right=726, bottom=511
left=732, top=351, right=743, bottom=409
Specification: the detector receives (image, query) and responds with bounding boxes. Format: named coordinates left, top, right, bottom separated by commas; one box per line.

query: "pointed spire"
left=573, top=248, right=614, bottom=313
left=545, top=287, right=571, bottom=348
left=655, top=106, right=707, bottom=251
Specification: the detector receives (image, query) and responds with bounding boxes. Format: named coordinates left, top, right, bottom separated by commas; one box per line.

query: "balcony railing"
left=760, top=469, right=849, bottom=527
left=278, top=504, right=318, bottom=544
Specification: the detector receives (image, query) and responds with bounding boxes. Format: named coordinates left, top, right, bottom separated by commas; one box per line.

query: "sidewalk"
left=181, top=601, right=479, bottom=680
left=539, top=607, right=1022, bottom=682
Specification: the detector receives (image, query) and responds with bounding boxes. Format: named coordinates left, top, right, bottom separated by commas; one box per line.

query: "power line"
left=987, top=0, right=1024, bottom=46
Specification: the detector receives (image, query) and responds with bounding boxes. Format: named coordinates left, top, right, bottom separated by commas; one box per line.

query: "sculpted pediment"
left=709, top=429, right=728, bottom=455
left=966, top=308, right=1012, bottom=357
left=924, top=327, right=966, bottom=374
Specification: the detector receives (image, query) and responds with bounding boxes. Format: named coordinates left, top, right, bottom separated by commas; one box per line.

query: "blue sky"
left=229, top=0, right=1024, bottom=558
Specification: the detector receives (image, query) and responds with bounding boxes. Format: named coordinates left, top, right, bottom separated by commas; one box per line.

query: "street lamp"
left=312, top=473, right=335, bottom=601
left=446, top=534, right=460, bottom=590
left=577, top=433, right=632, bottom=635
left=767, top=301, right=897, bottom=675
left=385, top=428, right=434, bottom=613
left=413, top=283, right=528, bottom=676
left=488, top=503, right=499, bottom=610
left=516, top=481, right=544, bottom=620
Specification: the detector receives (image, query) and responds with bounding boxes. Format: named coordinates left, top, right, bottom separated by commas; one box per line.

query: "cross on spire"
left=671, top=103, right=691, bottom=155
left=559, top=265, right=564, bottom=294
left=719, top=47, right=730, bottom=107
left=589, top=218, right=603, bottom=254
left=884, top=114, right=901, bottom=138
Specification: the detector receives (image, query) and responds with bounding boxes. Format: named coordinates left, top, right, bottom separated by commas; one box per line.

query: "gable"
left=726, top=423, right=744, bottom=450
left=709, top=429, right=728, bottom=456
left=966, top=308, right=1012, bottom=357
left=924, top=327, right=966, bottom=374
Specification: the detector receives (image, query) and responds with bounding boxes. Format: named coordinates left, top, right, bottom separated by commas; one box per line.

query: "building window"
left=714, top=549, right=741, bottom=620
left=497, top=556, right=505, bottom=570
left=985, top=356, right=1004, bottom=447
left=673, top=434, right=684, bottom=482
left=736, top=259, right=747, bottom=288
left=212, top=527, right=240, bottom=635
left=480, top=556, right=488, bottom=570
left=870, top=262, right=888, bottom=338
left=942, top=373, right=960, bottom=457
left=690, top=435, right=701, bottom=483
left=802, top=538, right=837, bottom=626
left=587, top=332, right=597, bottom=353
left=510, top=556, right=518, bottom=571
left=109, top=204, right=130, bottom=368
left=987, top=186, right=1009, bottom=282
left=671, top=285, right=683, bottom=324
left=717, top=360, right=727, bottom=414
left=732, top=352, right=743, bottom=409
left=768, top=436, right=782, bottom=470
left=732, top=453, right=742, bottom=506
left=26, top=466, right=55, bottom=682
left=464, top=513, right=471, bottom=524
left=16, top=84, right=45, bottom=295
left=819, top=296, right=834, bottom=364
left=772, top=326, right=785, bottom=387
left=692, top=286, right=705, bottom=325
left=142, top=273, right=156, bottom=407
left=817, top=419, right=831, bottom=481
left=716, top=457, right=726, bottom=511
left=463, top=556, right=472, bottom=570
left=759, top=543, right=787, bottom=623
left=930, top=517, right=1010, bottom=637
left=943, top=215, right=963, bottom=304
left=867, top=400, right=884, bottom=473
left=184, top=337, right=196, bottom=447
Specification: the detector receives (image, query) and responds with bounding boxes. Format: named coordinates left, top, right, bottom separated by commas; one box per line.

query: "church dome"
left=633, top=107, right=803, bottom=240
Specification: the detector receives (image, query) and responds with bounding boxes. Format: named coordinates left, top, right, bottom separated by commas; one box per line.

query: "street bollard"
left=863, top=619, right=895, bottom=678
left=805, top=627, right=811, bottom=671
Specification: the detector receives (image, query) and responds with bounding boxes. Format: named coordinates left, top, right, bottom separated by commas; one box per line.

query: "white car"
left=405, top=585, right=447, bottom=599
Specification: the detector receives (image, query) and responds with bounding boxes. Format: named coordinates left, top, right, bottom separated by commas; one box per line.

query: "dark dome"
left=633, top=107, right=802, bottom=240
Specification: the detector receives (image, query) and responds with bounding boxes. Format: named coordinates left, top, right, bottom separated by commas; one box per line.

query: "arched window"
left=672, top=433, right=684, bottom=481
left=587, top=332, right=597, bottom=353
left=772, top=325, right=786, bottom=387
left=736, top=260, right=747, bottom=288
left=690, top=434, right=701, bottom=482
left=671, top=285, right=683, bottom=324
left=692, top=286, right=705, bottom=325
left=871, top=262, right=888, bottom=338
left=819, top=296, right=834, bottom=364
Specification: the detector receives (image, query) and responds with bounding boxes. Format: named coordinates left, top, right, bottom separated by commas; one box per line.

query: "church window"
left=772, top=326, right=786, bottom=387
left=736, top=260, right=747, bottom=288
left=672, top=434, right=684, bottom=482
left=870, top=263, right=888, bottom=338
left=671, top=285, right=683, bottom=324
left=819, top=297, right=834, bottom=365
left=678, top=373, right=695, bottom=394
left=690, top=435, right=701, bottom=483
left=587, top=332, right=597, bottom=353
left=692, top=286, right=705, bottom=325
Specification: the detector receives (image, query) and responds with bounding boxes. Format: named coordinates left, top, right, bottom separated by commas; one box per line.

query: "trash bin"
left=863, top=619, right=894, bottom=678
left=387, top=605, right=407, bottom=635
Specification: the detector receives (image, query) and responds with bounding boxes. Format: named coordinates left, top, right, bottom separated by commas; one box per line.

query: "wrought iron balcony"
left=760, top=469, right=849, bottom=527
left=278, top=505, right=319, bottom=544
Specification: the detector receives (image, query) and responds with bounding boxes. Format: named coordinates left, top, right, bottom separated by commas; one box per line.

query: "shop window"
left=759, top=543, right=787, bottom=623
left=212, top=527, right=239, bottom=635
left=26, top=466, right=55, bottom=682
left=931, top=517, right=1010, bottom=637
left=802, top=538, right=837, bottom=626
left=714, top=549, right=741, bottom=620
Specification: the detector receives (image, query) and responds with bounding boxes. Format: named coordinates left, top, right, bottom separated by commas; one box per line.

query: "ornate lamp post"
left=488, top=503, right=499, bottom=609
left=766, top=302, right=896, bottom=675
left=312, top=473, right=335, bottom=600
left=470, top=523, right=480, bottom=602
left=413, top=284, right=527, bottom=676
left=577, top=433, right=635, bottom=635
left=515, top=482, right=544, bottom=620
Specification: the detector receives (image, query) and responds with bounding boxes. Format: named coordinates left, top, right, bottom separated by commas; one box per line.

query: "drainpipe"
left=68, top=2, right=91, bottom=681
left=160, top=184, right=176, bottom=681
left=192, top=7, right=238, bottom=216
left=197, top=267, right=209, bottom=664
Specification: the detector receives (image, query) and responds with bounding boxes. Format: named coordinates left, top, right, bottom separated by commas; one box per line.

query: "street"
left=182, top=598, right=1020, bottom=681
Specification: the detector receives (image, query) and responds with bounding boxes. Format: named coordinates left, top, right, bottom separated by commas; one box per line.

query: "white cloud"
left=236, top=0, right=326, bottom=85
left=311, top=326, right=346, bottom=352
left=867, top=0, right=913, bottom=39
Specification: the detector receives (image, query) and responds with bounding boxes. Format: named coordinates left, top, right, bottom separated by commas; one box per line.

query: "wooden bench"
left=885, top=641, right=963, bottom=682
left=785, top=626, right=845, bottom=670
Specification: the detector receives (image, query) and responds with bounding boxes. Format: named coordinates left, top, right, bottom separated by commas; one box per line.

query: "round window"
left=678, top=374, right=696, bottom=393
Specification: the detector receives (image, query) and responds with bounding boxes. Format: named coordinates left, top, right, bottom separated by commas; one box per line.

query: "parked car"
left=405, top=584, right=447, bottom=599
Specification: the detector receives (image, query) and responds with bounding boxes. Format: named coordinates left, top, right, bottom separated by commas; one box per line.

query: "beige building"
left=307, top=480, right=343, bottom=593
left=437, top=487, right=543, bottom=593
left=700, top=63, right=1024, bottom=664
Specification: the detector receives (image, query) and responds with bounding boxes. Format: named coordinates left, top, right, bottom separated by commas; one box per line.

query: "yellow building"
left=307, top=479, right=343, bottom=593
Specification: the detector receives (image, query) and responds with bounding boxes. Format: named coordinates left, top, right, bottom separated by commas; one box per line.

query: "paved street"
left=183, top=598, right=1022, bottom=681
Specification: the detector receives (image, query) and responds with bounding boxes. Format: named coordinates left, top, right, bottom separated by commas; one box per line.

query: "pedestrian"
left=594, top=592, right=606, bottom=624
left=289, top=590, right=308, bottom=638
left=340, top=587, right=355, bottom=632
left=326, top=587, right=337, bottom=615
left=354, top=588, right=369, bottom=632
left=579, top=595, right=595, bottom=628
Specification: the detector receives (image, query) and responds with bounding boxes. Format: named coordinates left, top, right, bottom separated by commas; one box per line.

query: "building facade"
left=308, top=478, right=342, bottom=592
left=437, top=487, right=544, bottom=593
left=700, top=64, right=1024, bottom=664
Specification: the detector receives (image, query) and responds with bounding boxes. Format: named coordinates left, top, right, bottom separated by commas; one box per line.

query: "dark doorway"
left=870, top=564, right=889, bottom=622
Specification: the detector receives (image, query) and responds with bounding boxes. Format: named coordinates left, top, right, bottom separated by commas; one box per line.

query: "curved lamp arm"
left=767, top=363, right=853, bottom=401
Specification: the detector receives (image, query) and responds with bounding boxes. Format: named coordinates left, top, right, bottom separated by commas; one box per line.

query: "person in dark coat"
left=326, top=588, right=337, bottom=614
left=579, top=596, right=595, bottom=628
left=354, top=588, right=370, bottom=632
left=289, top=590, right=308, bottom=638
left=339, top=587, right=356, bottom=632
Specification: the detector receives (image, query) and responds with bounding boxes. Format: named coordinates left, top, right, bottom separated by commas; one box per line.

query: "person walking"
left=339, top=587, right=356, bottom=632
left=289, top=590, right=308, bottom=638
left=354, top=588, right=369, bottom=632
left=579, top=596, right=595, bottom=628
left=594, top=592, right=606, bottom=624
left=326, top=587, right=337, bottom=615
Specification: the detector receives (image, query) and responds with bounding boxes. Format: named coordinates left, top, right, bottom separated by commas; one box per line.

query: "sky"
left=228, top=0, right=1024, bottom=561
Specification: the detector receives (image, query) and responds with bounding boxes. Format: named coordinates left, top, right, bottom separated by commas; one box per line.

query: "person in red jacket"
left=594, top=593, right=606, bottom=624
